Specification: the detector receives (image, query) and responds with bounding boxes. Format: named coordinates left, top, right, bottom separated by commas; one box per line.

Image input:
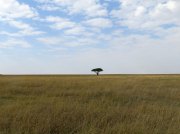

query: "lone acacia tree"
left=91, top=68, right=103, bottom=76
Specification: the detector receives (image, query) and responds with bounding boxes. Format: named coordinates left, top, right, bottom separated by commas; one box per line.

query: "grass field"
left=0, top=75, right=180, bottom=134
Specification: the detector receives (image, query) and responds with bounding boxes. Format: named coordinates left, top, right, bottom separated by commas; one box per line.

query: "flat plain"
left=0, top=75, right=180, bottom=134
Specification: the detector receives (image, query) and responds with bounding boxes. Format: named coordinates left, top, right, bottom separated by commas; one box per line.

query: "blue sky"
left=0, top=0, right=180, bottom=74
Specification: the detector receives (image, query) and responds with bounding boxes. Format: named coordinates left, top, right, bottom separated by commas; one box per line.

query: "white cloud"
left=35, top=0, right=108, bottom=17
left=134, top=6, right=146, bottom=17
left=0, top=0, right=42, bottom=37
left=111, top=0, right=180, bottom=29
left=0, top=30, right=44, bottom=37
left=46, top=16, right=76, bottom=30
left=150, top=0, right=180, bottom=23
left=84, top=18, right=112, bottom=28
left=0, top=0, right=37, bottom=19
left=37, top=36, right=100, bottom=47
left=0, top=38, right=31, bottom=48
left=37, top=4, right=60, bottom=11
left=37, top=37, right=63, bottom=46
left=8, top=20, right=32, bottom=30
left=64, top=26, right=86, bottom=35
left=0, top=19, right=44, bottom=36
left=45, top=16, right=95, bottom=36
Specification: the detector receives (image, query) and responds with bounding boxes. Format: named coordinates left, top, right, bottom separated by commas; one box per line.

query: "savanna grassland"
left=0, top=75, right=180, bottom=134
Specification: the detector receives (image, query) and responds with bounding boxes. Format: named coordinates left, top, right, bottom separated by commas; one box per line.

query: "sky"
left=0, top=0, right=180, bottom=74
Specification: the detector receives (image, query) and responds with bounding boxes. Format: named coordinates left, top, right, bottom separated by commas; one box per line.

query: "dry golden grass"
left=0, top=75, right=180, bottom=134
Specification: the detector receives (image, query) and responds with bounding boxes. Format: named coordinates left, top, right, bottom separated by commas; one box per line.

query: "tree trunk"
left=97, top=72, right=99, bottom=76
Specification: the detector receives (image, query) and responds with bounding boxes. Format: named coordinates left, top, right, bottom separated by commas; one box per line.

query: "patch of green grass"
left=0, top=75, right=180, bottom=134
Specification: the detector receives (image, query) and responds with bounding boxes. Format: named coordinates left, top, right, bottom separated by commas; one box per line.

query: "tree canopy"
left=91, top=68, right=103, bottom=75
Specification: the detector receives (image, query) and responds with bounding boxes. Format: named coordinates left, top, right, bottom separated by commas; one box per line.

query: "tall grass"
left=0, top=75, right=179, bottom=134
